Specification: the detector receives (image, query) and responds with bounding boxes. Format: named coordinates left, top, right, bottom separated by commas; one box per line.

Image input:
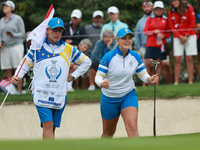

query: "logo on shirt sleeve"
left=100, top=60, right=108, bottom=66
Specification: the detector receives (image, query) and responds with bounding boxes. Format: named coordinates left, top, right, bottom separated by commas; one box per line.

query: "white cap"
left=153, top=1, right=164, bottom=9
left=26, top=34, right=32, bottom=42
left=25, top=31, right=31, bottom=42
left=71, top=9, right=82, bottom=19
left=107, top=6, right=119, bottom=14
left=1, top=1, right=15, bottom=10
left=93, top=10, right=104, bottom=18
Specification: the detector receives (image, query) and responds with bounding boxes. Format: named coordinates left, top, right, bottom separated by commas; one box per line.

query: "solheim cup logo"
left=45, top=60, right=62, bottom=82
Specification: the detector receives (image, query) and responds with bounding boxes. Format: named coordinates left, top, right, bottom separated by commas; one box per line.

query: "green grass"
left=0, top=133, right=200, bottom=150
left=0, top=83, right=200, bottom=103
left=137, top=82, right=200, bottom=99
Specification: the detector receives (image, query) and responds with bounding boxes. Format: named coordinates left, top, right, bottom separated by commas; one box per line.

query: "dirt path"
left=0, top=97, right=200, bottom=140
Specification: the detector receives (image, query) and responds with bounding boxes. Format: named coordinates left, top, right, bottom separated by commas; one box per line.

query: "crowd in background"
left=0, top=0, right=200, bottom=94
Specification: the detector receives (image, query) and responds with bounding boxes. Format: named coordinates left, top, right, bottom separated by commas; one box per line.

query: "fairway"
left=0, top=133, right=200, bottom=150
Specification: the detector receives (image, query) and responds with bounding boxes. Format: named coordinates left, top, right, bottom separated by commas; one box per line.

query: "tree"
left=0, top=0, right=198, bottom=32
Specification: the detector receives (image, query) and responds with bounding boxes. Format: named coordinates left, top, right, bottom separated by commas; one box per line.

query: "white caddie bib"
left=32, top=44, right=73, bottom=109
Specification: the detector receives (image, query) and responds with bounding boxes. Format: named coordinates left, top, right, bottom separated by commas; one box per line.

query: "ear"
left=46, top=27, right=50, bottom=34
left=117, top=39, right=120, bottom=45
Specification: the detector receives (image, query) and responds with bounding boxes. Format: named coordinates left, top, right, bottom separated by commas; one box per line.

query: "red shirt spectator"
left=168, top=4, right=196, bottom=38
left=143, top=15, right=171, bottom=47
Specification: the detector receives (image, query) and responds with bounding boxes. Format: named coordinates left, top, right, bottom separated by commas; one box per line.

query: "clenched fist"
left=100, top=79, right=109, bottom=89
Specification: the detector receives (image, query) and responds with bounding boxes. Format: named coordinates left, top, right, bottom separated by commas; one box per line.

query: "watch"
left=71, top=75, right=75, bottom=80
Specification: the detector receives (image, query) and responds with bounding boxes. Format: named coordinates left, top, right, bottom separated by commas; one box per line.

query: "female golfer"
left=95, top=28, right=158, bottom=138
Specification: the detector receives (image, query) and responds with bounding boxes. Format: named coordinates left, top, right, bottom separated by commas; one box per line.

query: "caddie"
left=11, top=17, right=91, bottom=139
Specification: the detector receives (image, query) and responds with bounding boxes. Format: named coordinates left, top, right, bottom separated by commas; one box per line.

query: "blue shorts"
left=145, top=47, right=166, bottom=60
left=35, top=96, right=67, bottom=128
left=100, top=90, right=138, bottom=120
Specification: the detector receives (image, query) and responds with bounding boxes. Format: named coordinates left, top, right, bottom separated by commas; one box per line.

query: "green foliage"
left=0, top=133, right=200, bottom=150
left=0, top=0, right=198, bottom=32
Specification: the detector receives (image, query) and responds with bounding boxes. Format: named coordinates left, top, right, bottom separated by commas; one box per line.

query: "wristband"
left=71, top=75, right=75, bottom=80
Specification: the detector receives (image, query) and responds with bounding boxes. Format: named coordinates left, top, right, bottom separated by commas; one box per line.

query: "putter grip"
left=153, top=116, right=156, bottom=136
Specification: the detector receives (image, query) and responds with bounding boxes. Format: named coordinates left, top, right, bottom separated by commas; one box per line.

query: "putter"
left=150, top=59, right=160, bottom=137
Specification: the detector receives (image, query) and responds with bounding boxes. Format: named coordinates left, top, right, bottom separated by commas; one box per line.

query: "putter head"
left=150, top=59, right=160, bottom=65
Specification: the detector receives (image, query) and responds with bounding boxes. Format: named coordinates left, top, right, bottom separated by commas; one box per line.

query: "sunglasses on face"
left=121, top=36, right=133, bottom=40
left=52, top=28, right=64, bottom=33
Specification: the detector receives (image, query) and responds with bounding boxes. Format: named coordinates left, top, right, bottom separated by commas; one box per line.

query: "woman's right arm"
left=143, top=17, right=157, bottom=36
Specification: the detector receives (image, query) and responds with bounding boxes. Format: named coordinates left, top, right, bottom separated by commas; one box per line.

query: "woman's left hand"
left=157, top=33, right=165, bottom=39
left=147, top=74, right=159, bottom=84
left=100, top=79, right=109, bottom=89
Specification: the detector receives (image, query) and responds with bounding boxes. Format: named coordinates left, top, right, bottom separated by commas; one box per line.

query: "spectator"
left=135, top=0, right=172, bottom=85
left=196, top=12, right=200, bottom=81
left=68, top=38, right=92, bottom=91
left=134, top=0, right=154, bottom=86
left=135, top=0, right=153, bottom=64
left=100, top=6, right=128, bottom=38
left=162, top=37, right=173, bottom=84
left=168, top=0, right=197, bottom=84
left=143, top=1, right=171, bottom=84
left=85, top=10, right=104, bottom=58
left=24, top=31, right=32, bottom=54
left=62, top=9, right=86, bottom=47
left=88, top=30, right=116, bottom=90
left=11, top=17, right=91, bottom=139
left=0, top=0, right=25, bottom=93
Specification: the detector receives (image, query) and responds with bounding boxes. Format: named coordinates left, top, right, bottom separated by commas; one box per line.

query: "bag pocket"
left=33, top=89, right=66, bottom=109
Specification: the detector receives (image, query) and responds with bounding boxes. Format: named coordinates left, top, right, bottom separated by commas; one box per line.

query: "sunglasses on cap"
left=51, top=28, right=64, bottom=33
left=143, top=2, right=153, bottom=6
